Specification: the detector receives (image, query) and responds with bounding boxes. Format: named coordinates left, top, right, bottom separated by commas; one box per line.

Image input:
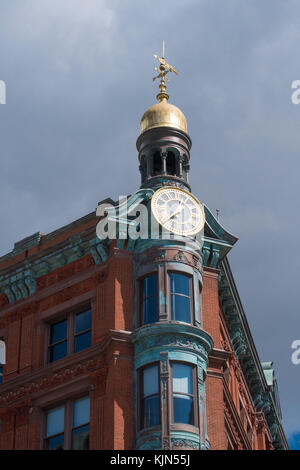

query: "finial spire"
left=153, top=41, right=178, bottom=102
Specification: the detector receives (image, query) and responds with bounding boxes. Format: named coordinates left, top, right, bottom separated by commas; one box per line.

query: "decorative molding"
left=219, top=259, right=289, bottom=450
left=173, top=251, right=189, bottom=264
left=89, top=240, right=108, bottom=265
left=231, top=326, right=249, bottom=359
left=0, top=356, right=105, bottom=406
left=0, top=233, right=110, bottom=305
left=135, top=247, right=202, bottom=273
left=134, top=331, right=211, bottom=361
left=160, top=351, right=170, bottom=451
left=171, top=438, right=199, bottom=450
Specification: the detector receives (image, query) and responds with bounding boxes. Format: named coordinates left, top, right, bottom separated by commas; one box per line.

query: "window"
left=139, top=364, right=160, bottom=429
left=141, top=274, right=158, bottom=325
left=153, top=151, right=162, bottom=174
left=45, top=396, right=90, bottom=450
left=48, top=308, right=92, bottom=363
left=169, top=273, right=192, bottom=323
left=46, top=405, right=65, bottom=450
left=75, top=310, right=92, bottom=353
left=0, top=340, right=5, bottom=385
left=138, top=362, right=198, bottom=432
left=72, top=396, right=90, bottom=450
left=49, top=319, right=67, bottom=363
left=171, top=363, right=196, bottom=426
left=166, top=151, right=176, bottom=175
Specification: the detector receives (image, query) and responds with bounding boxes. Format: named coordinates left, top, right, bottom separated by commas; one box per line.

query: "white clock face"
left=151, top=187, right=205, bottom=236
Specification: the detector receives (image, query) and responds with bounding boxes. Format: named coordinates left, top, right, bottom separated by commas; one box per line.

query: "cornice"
left=0, top=230, right=110, bottom=306
left=219, top=256, right=289, bottom=449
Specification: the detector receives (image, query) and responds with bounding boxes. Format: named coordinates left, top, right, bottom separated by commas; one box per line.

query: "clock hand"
left=162, top=202, right=185, bottom=224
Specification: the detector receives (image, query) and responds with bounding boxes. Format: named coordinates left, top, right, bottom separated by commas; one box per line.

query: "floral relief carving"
left=171, top=438, right=199, bottom=450
left=0, top=357, right=105, bottom=406
left=135, top=334, right=209, bottom=358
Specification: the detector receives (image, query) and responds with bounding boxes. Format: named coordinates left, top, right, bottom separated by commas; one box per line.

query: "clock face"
left=151, top=187, right=205, bottom=236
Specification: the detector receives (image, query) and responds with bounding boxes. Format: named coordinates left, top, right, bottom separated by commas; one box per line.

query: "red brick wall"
left=202, top=267, right=221, bottom=349
left=206, top=375, right=227, bottom=449
left=202, top=266, right=263, bottom=450
left=0, top=246, right=134, bottom=450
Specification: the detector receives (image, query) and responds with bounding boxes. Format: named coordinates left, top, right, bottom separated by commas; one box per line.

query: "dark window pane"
left=144, top=297, right=158, bottom=324
left=170, top=295, right=190, bottom=323
left=172, top=363, right=193, bottom=394
left=173, top=395, right=194, bottom=425
left=49, top=341, right=67, bottom=363
left=47, top=433, right=64, bottom=450
left=153, top=151, right=162, bottom=174
left=73, top=397, right=90, bottom=427
left=166, top=151, right=176, bottom=175
left=169, top=273, right=190, bottom=296
left=143, top=365, right=159, bottom=397
left=144, top=274, right=157, bottom=298
left=143, top=396, right=160, bottom=428
left=72, top=424, right=90, bottom=450
left=75, top=310, right=92, bottom=334
left=50, top=320, right=67, bottom=344
left=0, top=365, right=3, bottom=385
left=75, top=331, right=91, bottom=353
left=47, top=406, right=65, bottom=437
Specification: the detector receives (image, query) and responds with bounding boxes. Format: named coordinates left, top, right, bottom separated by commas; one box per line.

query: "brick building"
left=0, top=61, right=288, bottom=450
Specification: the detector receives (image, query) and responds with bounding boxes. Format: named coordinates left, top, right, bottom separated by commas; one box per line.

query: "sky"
left=0, top=0, right=299, bottom=447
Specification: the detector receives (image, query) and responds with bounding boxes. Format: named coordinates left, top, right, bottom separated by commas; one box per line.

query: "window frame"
left=44, top=394, right=90, bottom=450
left=170, top=361, right=198, bottom=428
left=167, top=271, right=194, bottom=324
left=47, top=305, right=92, bottom=364
left=138, top=363, right=161, bottom=431
left=139, top=272, right=159, bottom=326
left=0, top=339, right=5, bottom=385
left=137, top=361, right=200, bottom=435
left=44, top=404, right=65, bottom=450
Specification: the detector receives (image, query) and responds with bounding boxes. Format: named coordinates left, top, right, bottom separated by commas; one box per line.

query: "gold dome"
left=140, top=99, right=188, bottom=135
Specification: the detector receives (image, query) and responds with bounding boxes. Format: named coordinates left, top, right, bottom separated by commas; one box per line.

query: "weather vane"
left=153, top=40, right=178, bottom=102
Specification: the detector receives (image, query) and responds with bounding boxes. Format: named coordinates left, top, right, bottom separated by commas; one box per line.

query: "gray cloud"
left=0, top=0, right=299, bottom=439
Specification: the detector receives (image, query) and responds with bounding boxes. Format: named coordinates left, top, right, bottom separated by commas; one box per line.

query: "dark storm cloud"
left=0, top=0, right=299, bottom=440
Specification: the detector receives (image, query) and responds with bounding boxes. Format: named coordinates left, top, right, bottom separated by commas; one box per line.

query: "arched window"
left=166, top=151, right=176, bottom=175
left=0, top=340, right=6, bottom=385
left=140, top=155, right=147, bottom=180
left=153, top=151, right=162, bottom=174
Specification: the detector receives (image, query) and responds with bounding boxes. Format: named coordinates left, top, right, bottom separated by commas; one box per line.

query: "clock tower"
left=131, top=52, right=213, bottom=450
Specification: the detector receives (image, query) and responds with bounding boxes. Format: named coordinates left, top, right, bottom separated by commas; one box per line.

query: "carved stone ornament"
left=135, top=333, right=209, bottom=359
left=173, top=251, right=189, bottom=264
left=0, top=357, right=105, bottom=406
left=171, top=438, right=199, bottom=450
left=162, top=180, right=186, bottom=189
left=162, top=437, right=171, bottom=450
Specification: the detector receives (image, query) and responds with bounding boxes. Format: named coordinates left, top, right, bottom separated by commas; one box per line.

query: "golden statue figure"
left=153, top=41, right=178, bottom=102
